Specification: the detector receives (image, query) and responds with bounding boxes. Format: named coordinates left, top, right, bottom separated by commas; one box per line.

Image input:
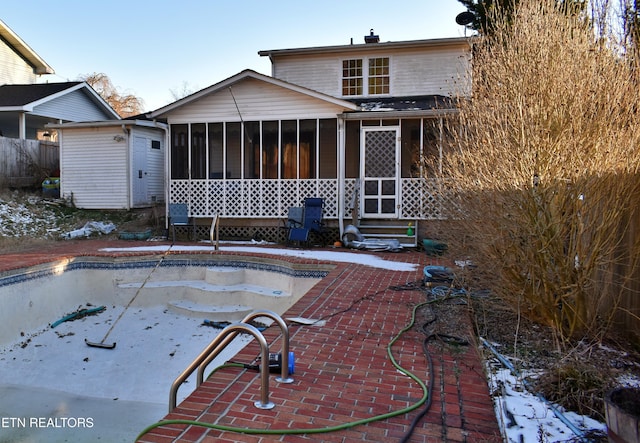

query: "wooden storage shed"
left=51, top=120, right=168, bottom=209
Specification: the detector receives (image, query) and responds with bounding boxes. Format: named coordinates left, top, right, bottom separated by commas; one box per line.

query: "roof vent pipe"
left=364, top=29, right=379, bottom=44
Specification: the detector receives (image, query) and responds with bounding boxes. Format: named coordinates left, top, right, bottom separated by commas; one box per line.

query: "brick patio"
left=0, top=239, right=502, bottom=442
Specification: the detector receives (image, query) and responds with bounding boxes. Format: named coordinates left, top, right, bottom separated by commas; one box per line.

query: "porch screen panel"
left=319, top=118, right=337, bottom=179
left=191, top=123, right=206, bottom=179
left=345, top=120, right=360, bottom=178
left=262, top=121, right=278, bottom=179
left=281, top=120, right=297, bottom=179
left=423, top=119, right=441, bottom=177
left=243, top=121, right=260, bottom=179
left=299, top=119, right=316, bottom=179
left=401, top=119, right=421, bottom=178
left=226, top=122, right=241, bottom=179
left=170, top=124, right=188, bottom=179
left=208, top=122, right=223, bottom=179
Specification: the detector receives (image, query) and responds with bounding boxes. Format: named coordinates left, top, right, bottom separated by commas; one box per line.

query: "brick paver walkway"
left=0, top=239, right=502, bottom=442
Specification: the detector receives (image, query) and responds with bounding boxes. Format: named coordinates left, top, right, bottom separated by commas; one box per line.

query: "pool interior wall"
left=0, top=255, right=328, bottom=347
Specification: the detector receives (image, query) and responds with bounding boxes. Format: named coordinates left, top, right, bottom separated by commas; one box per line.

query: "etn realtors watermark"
left=2, top=416, right=94, bottom=429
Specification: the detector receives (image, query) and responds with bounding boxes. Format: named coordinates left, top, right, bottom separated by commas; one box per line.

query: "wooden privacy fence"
left=0, top=137, right=59, bottom=187
left=601, top=195, right=640, bottom=342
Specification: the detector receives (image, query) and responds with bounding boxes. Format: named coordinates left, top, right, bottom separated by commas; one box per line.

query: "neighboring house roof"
left=0, top=82, right=81, bottom=106
left=258, top=37, right=469, bottom=60
left=0, top=19, right=54, bottom=75
left=147, top=69, right=359, bottom=117
left=0, top=81, right=120, bottom=119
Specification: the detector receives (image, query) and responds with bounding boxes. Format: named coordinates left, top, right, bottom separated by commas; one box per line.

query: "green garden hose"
left=136, top=300, right=433, bottom=440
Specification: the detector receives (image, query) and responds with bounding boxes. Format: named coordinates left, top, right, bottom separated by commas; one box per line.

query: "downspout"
left=337, top=117, right=345, bottom=237
left=162, top=122, right=171, bottom=231
left=122, top=124, right=131, bottom=209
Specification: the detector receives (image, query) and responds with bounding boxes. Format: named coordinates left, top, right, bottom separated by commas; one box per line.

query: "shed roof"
left=48, top=119, right=167, bottom=130
left=0, top=19, right=54, bottom=75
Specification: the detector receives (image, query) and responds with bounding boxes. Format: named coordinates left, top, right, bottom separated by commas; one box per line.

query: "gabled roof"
left=0, top=81, right=120, bottom=119
left=148, top=69, right=359, bottom=117
left=0, top=19, right=54, bottom=75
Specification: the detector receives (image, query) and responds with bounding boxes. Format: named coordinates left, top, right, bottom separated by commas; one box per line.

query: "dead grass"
left=0, top=189, right=162, bottom=246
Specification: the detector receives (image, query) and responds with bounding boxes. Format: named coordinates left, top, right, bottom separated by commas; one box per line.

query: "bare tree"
left=169, top=81, right=198, bottom=101
left=79, top=72, right=144, bottom=118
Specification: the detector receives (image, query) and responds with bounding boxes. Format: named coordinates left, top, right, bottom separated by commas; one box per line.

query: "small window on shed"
left=151, top=140, right=161, bottom=149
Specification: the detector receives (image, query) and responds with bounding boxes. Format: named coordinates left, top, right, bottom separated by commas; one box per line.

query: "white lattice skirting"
left=169, top=178, right=456, bottom=220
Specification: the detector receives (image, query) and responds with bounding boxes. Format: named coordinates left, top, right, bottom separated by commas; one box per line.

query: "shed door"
left=360, top=127, right=400, bottom=218
left=132, top=136, right=148, bottom=206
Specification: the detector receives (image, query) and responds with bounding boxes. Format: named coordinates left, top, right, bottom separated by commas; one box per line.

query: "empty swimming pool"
left=0, top=255, right=327, bottom=442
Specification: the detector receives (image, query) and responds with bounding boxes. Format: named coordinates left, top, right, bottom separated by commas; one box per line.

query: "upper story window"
left=368, top=57, right=389, bottom=95
left=342, top=59, right=363, bottom=96
left=342, top=57, right=389, bottom=97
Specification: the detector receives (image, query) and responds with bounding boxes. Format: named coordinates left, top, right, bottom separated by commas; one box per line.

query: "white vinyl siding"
left=0, top=43, right=37, bottom=84
left=165, top=78, right=345, bottom=123
left=271, top=44, right=471, bottom=98
left=32, top=89, right=113, bottom=122
left=60, top=127, right=129, bottom=209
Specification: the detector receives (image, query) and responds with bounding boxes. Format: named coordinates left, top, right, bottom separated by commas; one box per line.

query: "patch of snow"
left=99, top=245, right=419, bottom=271
left=484, top=348, right=607, bottom=442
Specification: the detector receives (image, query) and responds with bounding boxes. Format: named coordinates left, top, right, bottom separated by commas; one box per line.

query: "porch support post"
left=18, top=112, right=26, bottom=139
left=337, top=117, right=345, bottom=237
left=165, top=125, right=172, bottom=229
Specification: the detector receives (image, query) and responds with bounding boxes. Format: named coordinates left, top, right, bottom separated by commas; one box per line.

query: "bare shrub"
left=442, top=0, right=640, bottom=345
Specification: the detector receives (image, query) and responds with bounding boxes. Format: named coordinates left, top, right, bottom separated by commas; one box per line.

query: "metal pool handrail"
left=169, top=322, right=274, bottom=412
left=196, top=309, right=294, bottom=385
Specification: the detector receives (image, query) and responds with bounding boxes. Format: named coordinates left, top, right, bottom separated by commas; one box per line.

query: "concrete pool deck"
left=0, top=239, right=502, bottom=442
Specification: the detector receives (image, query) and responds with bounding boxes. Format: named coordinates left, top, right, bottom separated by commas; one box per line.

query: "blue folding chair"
left=169, top=203, right=195, bottom=242
left=302, top=198, right=324, bottom=233
left=287, top=198, right=325, bottom=246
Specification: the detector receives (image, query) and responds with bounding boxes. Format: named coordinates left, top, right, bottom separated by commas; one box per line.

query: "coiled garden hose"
left=136, top=300, right=434, bottom=440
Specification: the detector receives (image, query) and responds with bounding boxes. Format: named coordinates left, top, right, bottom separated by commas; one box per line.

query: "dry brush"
left=442, top=0, right=640, bottom=345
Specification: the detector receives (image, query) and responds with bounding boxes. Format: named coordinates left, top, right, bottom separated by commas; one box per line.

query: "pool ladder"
left=169, top=309, right=293, bottom=412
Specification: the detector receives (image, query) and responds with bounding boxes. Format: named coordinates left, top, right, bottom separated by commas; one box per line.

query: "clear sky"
left=2, top=1, right=470, bottom=112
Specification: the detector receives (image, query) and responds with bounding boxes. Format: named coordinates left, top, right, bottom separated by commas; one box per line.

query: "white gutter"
left=124, top=125, right=132, bottom=210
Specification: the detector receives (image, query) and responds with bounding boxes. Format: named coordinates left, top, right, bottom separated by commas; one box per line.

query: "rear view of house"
left=149, top=33, right=471, bottom=244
